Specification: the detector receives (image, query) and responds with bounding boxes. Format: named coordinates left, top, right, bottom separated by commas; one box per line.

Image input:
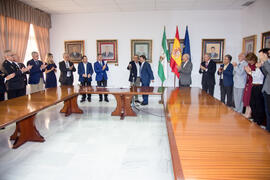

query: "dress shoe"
left=80, top=99, right=85, bottom=103
left=87, top=98, right=91, bottom=102
left=141, top=102, right=148, bottom=106
left=135, top=100, right=141, bottom=103
left=105, top=98, right=109, bottom=102
left=1, top=127, right=5, bottom=130
left=99, top=99, right=103, bottom=102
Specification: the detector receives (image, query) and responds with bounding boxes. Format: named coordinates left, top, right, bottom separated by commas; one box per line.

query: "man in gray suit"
left=232, top=52, right=248, bottom=113
left=178, top=54, right=193, bottom=87
left=259, top=48, right=270, bottom=132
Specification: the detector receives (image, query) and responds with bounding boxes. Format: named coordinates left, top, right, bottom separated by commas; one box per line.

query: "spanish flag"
left=170, top=26, right=182, bottom=78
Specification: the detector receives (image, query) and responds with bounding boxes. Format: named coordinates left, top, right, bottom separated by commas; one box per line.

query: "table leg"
left=12, top=114, right=45, bottom=149
left=123, top=95, right=136, bottom=117
left=60, top=95, right=83, bottom=116
left=111, top=94, right=123, bottom=116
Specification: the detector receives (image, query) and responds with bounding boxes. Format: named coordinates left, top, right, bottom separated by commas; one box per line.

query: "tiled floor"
left=0, top=95, right=174, bottom=180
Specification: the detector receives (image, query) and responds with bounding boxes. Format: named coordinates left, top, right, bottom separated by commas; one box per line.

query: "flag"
left=158, top=27, right=169, bottom=83
left=182, top=26, right=191, bottom=61
left=170, top=26, right=182, bottom=78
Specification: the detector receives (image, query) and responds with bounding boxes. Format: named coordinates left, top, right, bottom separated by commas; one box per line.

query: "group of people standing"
left=0, top=50, right=110, bottom=103
left=199, top=49, right=270, bottom=132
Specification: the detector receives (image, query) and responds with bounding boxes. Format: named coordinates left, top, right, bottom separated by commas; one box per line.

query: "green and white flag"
left=158, top=27, right=169, bottom=83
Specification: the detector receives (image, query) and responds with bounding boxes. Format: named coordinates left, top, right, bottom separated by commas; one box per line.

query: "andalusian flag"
left=170, top=26, right=182, bottom=78
left=158, top=27, right=169, bottom=83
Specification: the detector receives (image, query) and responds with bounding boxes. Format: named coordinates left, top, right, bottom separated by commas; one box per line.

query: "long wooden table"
left=79, top=86, right=164, bottom=119
left=0, top=85, right=163, bottom=148
left=0, top=86, right=83, bottom=148
left=164, top=87, right=270, bottom=180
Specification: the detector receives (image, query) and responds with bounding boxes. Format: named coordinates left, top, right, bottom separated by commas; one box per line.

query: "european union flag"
left=182, top=26, right=191, bottom=61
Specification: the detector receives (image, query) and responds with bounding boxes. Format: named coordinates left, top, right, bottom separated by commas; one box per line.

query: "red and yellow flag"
left=170, top=26, right=182, bottom=78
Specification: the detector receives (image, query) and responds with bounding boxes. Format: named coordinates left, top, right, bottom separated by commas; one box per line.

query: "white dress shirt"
left=135, top=62, right=140, bottom=77
left=251, top=68, right=264, bottom=84
left=65, top=61, right=71, bottom=77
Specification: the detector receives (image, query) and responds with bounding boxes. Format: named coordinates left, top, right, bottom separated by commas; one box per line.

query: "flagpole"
left=174, top=74, right=176, bottom=88
left=159, top=81, right=164, bottom=104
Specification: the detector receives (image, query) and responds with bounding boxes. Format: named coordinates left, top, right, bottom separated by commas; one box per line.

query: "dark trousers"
left=97, top=79, right=108, bottom=100
left=263, top=92, right=270, bottom=132
left=142, top=82, right=150, bottom=104
left=220, top=81, right=233, bottom=107
left=61, top=77, right=73, bottom=86
left=81, top=81, right=91, bottom=100
left=202, top=83, right=215, bottom=96
left=250, top=85, right=265, bottom=125
left=0, top=93, right=4, bottom=101
left=7, top=88, right=25, bottom=100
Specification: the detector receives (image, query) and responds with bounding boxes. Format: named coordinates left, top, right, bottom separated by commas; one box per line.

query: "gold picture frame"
left=261, top=31, right=270, bottom=49
left=131, top=39, right=152, bottom=63
left=242, top=35, right=257, bottom=54
left=97, top=39, right=118, bottom=64
left=201, top=39, right=225, bottom=63
left=64, top=40, right=85, bottom=63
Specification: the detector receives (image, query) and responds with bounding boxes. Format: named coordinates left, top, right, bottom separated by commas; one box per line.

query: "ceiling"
left=19, top=0, right=255, bottom=14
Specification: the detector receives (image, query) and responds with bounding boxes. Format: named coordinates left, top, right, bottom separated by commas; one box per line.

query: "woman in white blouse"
left=245, top=56, right=266, bottom=126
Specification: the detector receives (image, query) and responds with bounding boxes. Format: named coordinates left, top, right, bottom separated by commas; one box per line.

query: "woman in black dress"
left=45, top=53, right=57, bottom=88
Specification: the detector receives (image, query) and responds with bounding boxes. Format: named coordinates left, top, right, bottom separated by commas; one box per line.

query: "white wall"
left=241, top=0, right=270, bottom=54
left=50, top=10, right=243, bottom=98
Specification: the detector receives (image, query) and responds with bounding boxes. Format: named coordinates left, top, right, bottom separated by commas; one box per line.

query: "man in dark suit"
left=210, top=47, right=218, bottom=59
left=13, top=54, right=28, bottom=95
left=59, top=53, right=76, bottom=86
left=78, top=55, right=93, bottom=102
left=127, top=55, right=141, bottom=103
left=199, top=53, right=217, bottom=96
left=2, top=50, right=30, bottom=99
left=0, top=70, right=15, bottom=101
left=217, top=54, right=234, bottom=106
left=27, top=51, right=46, bottom=93
left=139, top=55, right=154, bottom=105
left=94, top=54, right=109, bottom=102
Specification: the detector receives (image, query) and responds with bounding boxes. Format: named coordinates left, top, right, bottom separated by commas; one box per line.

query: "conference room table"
left=164, top=87, right=270, bottom=180
left=78, top=86, right=164, bottom=119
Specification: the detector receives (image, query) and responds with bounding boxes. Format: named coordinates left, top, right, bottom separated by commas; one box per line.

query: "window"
left=24, top=24, right=39, bottom=64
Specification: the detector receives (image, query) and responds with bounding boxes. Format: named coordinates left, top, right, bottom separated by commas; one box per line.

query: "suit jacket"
left=27, top=59, right=44, bottom=84
left=59, top=60, right=76, bottom=84
left=262, top=60, right=270, bottom=95
left=199, top=60, right=216, bottom=86
left=78, top=62, right=93, bottom=82
left=178, top=60, right=193, bottom=86
left=2, top=60, right=25, bottom=90
left=18, top=63, right=28, bottom=87
left=94, top=60, right=109, bottom=81
left=140, top=62, right=154, bottom=86
left=127, top=61, right=141, bottom=82
left=217, top=63, right=234, bottom=87
left=0, top=70, right=6, bottom=93
left=233, top=60, right=248, bottom=88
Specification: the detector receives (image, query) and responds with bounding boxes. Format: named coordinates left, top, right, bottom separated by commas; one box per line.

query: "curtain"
left=0, top=16, right=6, bottom=64
left=5, top=17, right=30, bottom=63
left=33, top=25, right=50, bottom=61
left=0, top=0, right=51, bottom=29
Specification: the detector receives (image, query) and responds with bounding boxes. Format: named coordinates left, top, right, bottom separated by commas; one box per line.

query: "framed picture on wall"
left=64, top=40, right=85, bottom=63
left=261, top=31, right=270, bottom=49
left=167, top=39, right=184, bottom=58
left=242, top=35, right=257, bottom=54
left=131, top=39, right=152, bottom=63
left=97, top=40, right=118, bottom=64
left=201, top=39, right=225, bottom=63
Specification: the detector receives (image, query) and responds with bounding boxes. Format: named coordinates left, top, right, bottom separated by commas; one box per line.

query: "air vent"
left=242, top=1, right=255, bottom=7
